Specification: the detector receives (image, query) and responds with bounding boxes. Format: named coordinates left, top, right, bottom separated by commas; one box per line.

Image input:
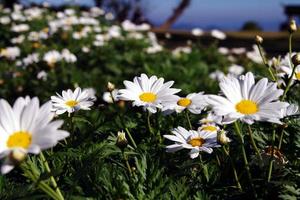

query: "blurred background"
left=1, top=0, right=300, bottom=31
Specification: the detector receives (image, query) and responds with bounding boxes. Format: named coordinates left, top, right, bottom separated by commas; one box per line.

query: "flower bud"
left=292, top=53, right=300, bottom=66
left=255, top=35, right=263, bottom=44
left=107, top=82, right=115, bottom=92
left=288, top=19, right=297, bottom=33
left=116, top=131, right=128, bottom=149
left=9, top=149, right=27, bottom=165
left=218, top=130, right=231, bottom=145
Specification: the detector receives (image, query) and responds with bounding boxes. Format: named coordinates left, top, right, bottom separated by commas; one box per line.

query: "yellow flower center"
left=177, top=98, right=192, bottom=107
left=139, top=92, right=157, bottom=103
left=188, top=137, right=205, bottom=147
left=7, top=131, right=32, bottom=149
left=235, top=100, right=258, bottom=115
left=201, top=125, right=217, bottom=132
left=65, top=100, right=78, bottom=107
left=295, top=72, right=300, bottom=80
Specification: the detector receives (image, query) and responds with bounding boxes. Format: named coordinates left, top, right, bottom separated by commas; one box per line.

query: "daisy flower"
left=164, top=127, right=220, bottom=159
left=51, top=87, right=95, bottom=115
left=207, top=72, right=289, bottom=124
left=162, top=93, right=207, bottom=114
left=0, top=97, right=69, bottom=174
left=118, top=74, right=180, bottom=113
left=198, top=123, right=220, bottom=133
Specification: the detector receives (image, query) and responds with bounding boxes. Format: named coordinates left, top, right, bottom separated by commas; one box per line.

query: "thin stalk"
left=147, top=111, right=154, bottom=134
left=223, top=146, right=242, bottom=191
left=185, top=110, right=192, bottom=129
left=122, top=151, right=132, bottom=174
left=40, top=152, right=64, bottom=200
left=124, top=128, right=137, bottom=149
left=267, top=129, right=276, bottom=182
left=281, top=33, right=295, bottom=100
left=247, top=125, right=262, bottom=161
left=256, top=43, right=276, bottom=81
left=20, top=163, right=61, bottom=200
left=234, top=122, right=256, bottom=196
left=278, top=129, right=285, bottom=150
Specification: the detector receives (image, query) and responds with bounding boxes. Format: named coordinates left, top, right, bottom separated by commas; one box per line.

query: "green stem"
left=247, top=125, right=262, bottom=161
left=281, top=33, right=294, bottom=100
left=185, top=110, right=192, bottom=129
left=278, top=129, right=285, bottom=150
left=223, top=146, right=242, bottom=191
left=147, top=111, right=154, bottom=134
left=256, top=43, right=276, bottom=81
left=234, top=122, right=256, bottom=196
left=20, top=163, right=61, bottom=200
left=40, top=152, right=64, bottom=200
left=124, top=128, right=137, bottom=149
left=267, top=129, right=276, bottom=182
left=122, top=151, right=132, bottom=174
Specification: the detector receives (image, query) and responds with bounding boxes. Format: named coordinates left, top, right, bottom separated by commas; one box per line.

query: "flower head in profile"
left=0, top=97, right=69, bottom=174
left=207, top=72, right=289, bottom=124
left=164, top=127, right=220, bottom=159
left=118, top=74, right=180, bottom=113
left=162, top=92, right=207, bottom=114
left=51, top=87, right=95, bottom=115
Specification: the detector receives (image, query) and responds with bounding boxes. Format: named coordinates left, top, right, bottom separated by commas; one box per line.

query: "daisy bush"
left=0, top=4, right=300, bottom=200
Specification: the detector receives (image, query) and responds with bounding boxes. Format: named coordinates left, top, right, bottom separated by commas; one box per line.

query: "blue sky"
left=21, top=0, right=300, bottom=30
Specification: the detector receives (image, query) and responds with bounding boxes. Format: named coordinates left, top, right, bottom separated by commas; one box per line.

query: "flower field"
left=0, top=4, right=300, bottom=200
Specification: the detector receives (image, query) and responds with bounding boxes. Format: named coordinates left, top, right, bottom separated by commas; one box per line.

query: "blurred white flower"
left=0, top=16, right=11, bottom=25
left=0, top=47, right=20, bottom=60
left=246, top=45, right=263, bottom=64
left=191, top=28, right=203, bottom=36
left=209, top=70, right=225, bottom=81
left=61, top=49, right=77, bottom=63
left=103, top=90, right=119, bottom=103
left=218, top=47, right=229, bottom=55
left=43, top=50, right=62, bottom=67
left=37, top=70, right=48, bottom=81
left=11, top=24, right=29, bottom=32
left=211, top=29, right=226, bottom=40
left=228, top=64, right=244, bottom=76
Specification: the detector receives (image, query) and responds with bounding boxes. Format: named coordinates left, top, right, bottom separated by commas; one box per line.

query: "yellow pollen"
left=201, top=125, right=217, bottom=132
left=65, top=100, right=78, bottom=107
left=236, top=100, right=258, bottom=115
left=295, top=72, right=300, bottom=80
left=7, top=131, right=32, bottom=149
left=177, top=98, right=192, bottom=107
left=188, top=137, right=205, bottom=147
left=139, top=92, right=157, bottom=103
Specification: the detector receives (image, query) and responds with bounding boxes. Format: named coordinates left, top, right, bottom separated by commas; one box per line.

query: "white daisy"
left=199, top=112, right=222, bottom=125
left=278, top=53, right=300, bottom=81
left=162, top=93, right=207, bottom=114
left=118, top=74, right=180, bottom=113
left=164, top=127, right=220, bottom=159
left=207, top=72, right=289, bottom=124
left=51, top=87, right=95, bottom=115
left=0, top=97, right=69, bottom=174
left=198, top=123, right=220, bottom=133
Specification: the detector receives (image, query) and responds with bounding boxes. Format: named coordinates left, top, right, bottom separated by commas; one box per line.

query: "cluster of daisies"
left=117, top=72, right=295, bottom=158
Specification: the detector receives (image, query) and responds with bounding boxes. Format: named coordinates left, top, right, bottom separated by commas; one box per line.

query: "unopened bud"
left=9, top=149, right=27, bottom=165
left=289, top=19, right=297, bottom=33
left=292, top=53, right=300, bottom=66
left=116, top=131, right=128, bottom=149
left=218, top=130, right=231, bottom=145
left=255, top=35, right=263, bottom=44
left=107, top=82, right=115, bottom=92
